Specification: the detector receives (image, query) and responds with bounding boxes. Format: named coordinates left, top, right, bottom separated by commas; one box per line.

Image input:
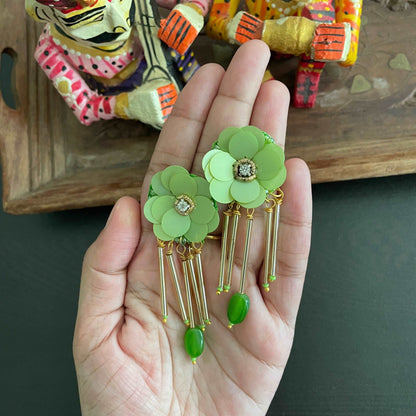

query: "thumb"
left=77, top=196, right=141, bottom=321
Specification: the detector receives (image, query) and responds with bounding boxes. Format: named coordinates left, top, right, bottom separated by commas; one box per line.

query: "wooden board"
left=0, top=1, right=415, bottom=214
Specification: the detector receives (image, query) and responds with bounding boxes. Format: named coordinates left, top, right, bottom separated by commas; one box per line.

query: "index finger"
left=192, top=40, right=272, bottom=175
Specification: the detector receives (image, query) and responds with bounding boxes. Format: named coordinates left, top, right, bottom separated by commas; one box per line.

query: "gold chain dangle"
left=202, top=126, right=287, bottom=329
left=217, top=204, right=233, bottom=294
left=166, top=240, right=189, bottom=326
left=157, top=239, right=168, bottom=323
left=263, top=196, right=277, bottom=292
left=192, top=243, right=211, bottom=325
left=269, top=188, right=284, bottom=284
left=143, top=165, right=220, bottom=364
left=224, top=203, right=241, bottom=293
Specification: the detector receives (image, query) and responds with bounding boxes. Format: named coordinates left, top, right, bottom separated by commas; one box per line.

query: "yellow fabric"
left=262, top=17, right=317, bottom=56
left=114, top=93, right=130, bottom=119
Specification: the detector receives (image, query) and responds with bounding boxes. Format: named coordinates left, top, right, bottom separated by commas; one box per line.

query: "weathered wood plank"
left=0, top=1, right=415, bottom=214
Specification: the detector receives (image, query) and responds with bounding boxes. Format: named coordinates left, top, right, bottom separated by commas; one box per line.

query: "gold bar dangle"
left=269, top=189, right=284, bottom=283
left=224, top=203, right=241, bottom=292
left=239, top=209, right=254, bottom=295
left=217, top=205, right=233, bottom=294
left=157, top=239, right=168, bottom=323
left=178, top=245, right=195, bottom=329
left=263, top=198, right=275, bottom=292
left=186, top=248, right=205, bottom=329
left=192, top=243, right=210, bottom=325
left=165, top=241, right=189, bottom=325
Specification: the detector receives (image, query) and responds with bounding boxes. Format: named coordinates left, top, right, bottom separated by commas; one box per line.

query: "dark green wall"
left=0, top=173, right=415, bottom=416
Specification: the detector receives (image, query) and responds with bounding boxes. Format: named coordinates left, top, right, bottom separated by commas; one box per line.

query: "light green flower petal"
left=228, top=131, right=259, bottom=160
left=209, top=179, right=233, bottom=204
left=240, top=186, right=267, bottom=209
left=184, top=222, right=209, bottom=243
left=151, top=171, right=171, bottom=195
left=202, top=149, right=221, bottom=171
left=230, top=180, right=261, bottom=204
left=190, top=196, right=216, bottom=225
left=209, top=152, right=235, bottom=181
left=169, top=173, right=198, bottom=196
left=161, top=208, right=191, bottom=238
left=218, top=127, right=240, bottom=152
left=253, top=144, right=285, bottom=180
left=153, top=224, right=173, bottom=242
left=193, top=176, right=211, bottom=198
left=144, top=196, right=158, bottom=223
left=241, top=126, right=267, bottom=151
left=161, top=165, right=188, bottom=189
left=204, top=165, right=214, bottom=182
left=257, top=167, right=287, bottom=192
left=207, top=211, right=220, bottom=233
left=151, top=195, right=176, bottom=222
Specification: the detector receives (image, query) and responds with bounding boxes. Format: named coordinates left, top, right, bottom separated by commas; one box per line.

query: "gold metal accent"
left=263, top=198, right=275, bottom=291
left=181, top=251, right=195, bottom=328
left=269, top=189, right=284, bottom=282
left=157, top=239, right=167, bottom=323
left=233, top=158, right=257, bottom=182
left=239, top=208, right=254, bottom=294
left=186, top=249, right=204, bottom=327
left=192, top=243, right=210, bottom=324
left=174, top=194, right=195, bottom=216
left=225, top=204, right=241, bottom=292
left=218, top=206, right=232, bottom=294
left=205, top=234, right=222, bottom=240
left=166, top=242, right=188, bottom=324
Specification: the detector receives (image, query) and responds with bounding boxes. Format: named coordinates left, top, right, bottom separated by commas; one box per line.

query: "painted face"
left=26, top=0, right=136, bottom=46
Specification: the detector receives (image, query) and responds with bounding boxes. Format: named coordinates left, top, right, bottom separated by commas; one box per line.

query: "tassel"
left=166, top=241, right=189, bottom=325
left=239, top=208, right=254, bottom=294
left=217, top=205, right=233, bottom=294
left=186, top=248, right=205, bottom=330
left=157, top=239, right=168, bottom=323
left=224, top=203, right=241, bottom=292
left=178, top=245, right=195, bottom=329
left=263, top=198, right=275, bottom=292
left=193, top=243, right=211, bottom=325
left=269, top=189, right=284, bottom=283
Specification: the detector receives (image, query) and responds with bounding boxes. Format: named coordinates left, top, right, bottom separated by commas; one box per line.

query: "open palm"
left=73, top=40, right=312, bottom=416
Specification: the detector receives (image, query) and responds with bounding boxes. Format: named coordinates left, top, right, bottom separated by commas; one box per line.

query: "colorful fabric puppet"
left=25, top=0, right=213, bottom=128
left=206, top=0, right=363, bottom=107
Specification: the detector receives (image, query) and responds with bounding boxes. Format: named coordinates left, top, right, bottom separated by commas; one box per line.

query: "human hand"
left=73, top=40, right=312, bottom=416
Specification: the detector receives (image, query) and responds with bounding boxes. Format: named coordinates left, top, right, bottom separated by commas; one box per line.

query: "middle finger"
left=191, top=40, right=271, bottom=175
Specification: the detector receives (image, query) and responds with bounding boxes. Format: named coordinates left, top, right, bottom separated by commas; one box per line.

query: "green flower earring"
left=144, top=165, right=220, bottom=364
left=202, top=126, right=286, bottom=328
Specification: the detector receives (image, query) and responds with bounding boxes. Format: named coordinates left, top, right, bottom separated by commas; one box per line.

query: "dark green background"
left=1, top=172, right=415, bottom=416
left=1, top=51, right=416, bottom=416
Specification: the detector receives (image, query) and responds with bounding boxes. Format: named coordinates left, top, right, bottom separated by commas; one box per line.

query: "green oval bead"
left=184, top=327, right=204, bottom=363
left=227, top=293, right=250, bottom=326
